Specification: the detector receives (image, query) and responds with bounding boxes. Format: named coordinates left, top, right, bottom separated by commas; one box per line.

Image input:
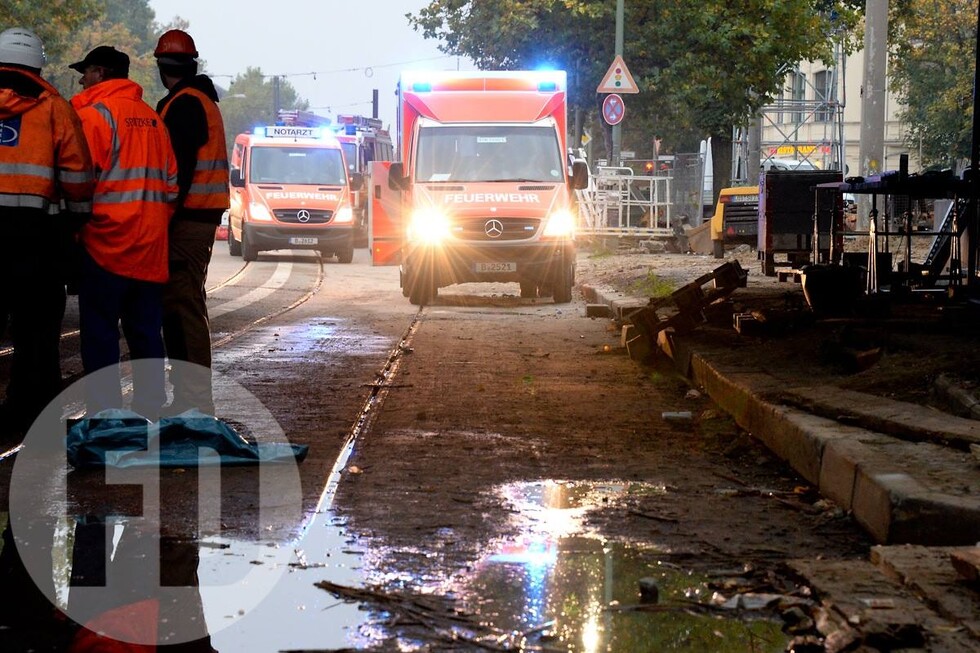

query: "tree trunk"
left=711, top=131, right=734, bottom=200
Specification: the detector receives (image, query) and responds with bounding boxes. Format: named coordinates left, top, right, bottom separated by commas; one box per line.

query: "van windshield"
left=249, top=146, right=347, bottom=185
left=415, top=125, right=563, bottom=183
left=340, top=142, right=357, bottom=173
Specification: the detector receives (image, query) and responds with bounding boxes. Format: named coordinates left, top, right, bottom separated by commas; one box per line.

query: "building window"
left=815, top=70, right=833, bottom=122
left=791, top=72, right=806, bottom=123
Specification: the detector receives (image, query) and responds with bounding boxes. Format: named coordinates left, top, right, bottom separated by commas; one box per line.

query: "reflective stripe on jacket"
left=72, top=79, right=178, bottom=283
left=159, top=86, right=229, bottom=210
left=0, top=66, right=94, bottom=214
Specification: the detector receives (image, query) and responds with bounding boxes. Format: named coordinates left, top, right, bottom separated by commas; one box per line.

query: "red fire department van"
left=370, top=70, right=589, bottom=305
left=334, top=115, right=394, bottom=246
left=227, top=124, right=359, bottom=262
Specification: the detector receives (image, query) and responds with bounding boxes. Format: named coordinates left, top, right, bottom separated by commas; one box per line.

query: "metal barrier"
left=576, top=166, right=677, bottom=237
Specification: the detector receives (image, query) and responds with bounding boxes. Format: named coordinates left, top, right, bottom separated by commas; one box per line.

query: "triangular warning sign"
left=597, top=55, right=639, bottom=94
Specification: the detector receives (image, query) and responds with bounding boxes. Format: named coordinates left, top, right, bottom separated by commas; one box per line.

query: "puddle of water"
left=447, top=480, right=787, bottom=652
left=202, top=515, right=372, bottom=651
left=0, top=509, right=377, bottom=651
left=460, top=537, right=785, bottom=652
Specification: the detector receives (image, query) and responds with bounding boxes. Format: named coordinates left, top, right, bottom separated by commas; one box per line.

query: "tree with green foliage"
left=7, top=0, right=231, bottom=109
left=889, top=0, right=977, bottom=170
left=409, top=0, right=860, bottom=197
left=219, top=67, right=309, bottom=148
left=45, top=18, right=161, bottom=102
left=102, top=0, right=158, bottom=51
left=0, top=0, right=99, bottom=66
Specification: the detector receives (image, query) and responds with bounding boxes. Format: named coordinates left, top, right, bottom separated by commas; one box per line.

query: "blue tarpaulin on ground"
left=66, top=409, right=309, bottom=469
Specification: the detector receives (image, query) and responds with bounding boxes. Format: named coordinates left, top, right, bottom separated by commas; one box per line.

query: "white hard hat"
left=0, top=28, right=46, bottom=70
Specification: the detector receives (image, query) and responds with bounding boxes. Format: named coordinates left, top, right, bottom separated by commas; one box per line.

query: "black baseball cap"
left=69, top=46, right=130, bottom=75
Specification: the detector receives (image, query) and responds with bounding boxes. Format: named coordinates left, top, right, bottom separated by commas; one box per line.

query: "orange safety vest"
left=0, top=66, right=94, bottom=214
left=71, top=79, right=178, bottom=283
left=158, top=86, right=229, bottom=210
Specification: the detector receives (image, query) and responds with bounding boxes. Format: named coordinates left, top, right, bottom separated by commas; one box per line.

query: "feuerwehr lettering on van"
left=443, top=193, right=540, bottom=204
left=265, top=191, right=339, bottom=201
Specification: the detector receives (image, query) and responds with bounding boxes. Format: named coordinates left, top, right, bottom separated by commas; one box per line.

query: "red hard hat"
left=154, top=29, right=198, bottom=58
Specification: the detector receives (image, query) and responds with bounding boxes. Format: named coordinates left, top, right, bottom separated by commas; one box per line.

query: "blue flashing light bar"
left=401, top=70, right=566, bottom=94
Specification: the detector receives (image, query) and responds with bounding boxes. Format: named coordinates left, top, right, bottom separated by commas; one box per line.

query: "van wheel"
left=408, top=276, right=436, bottom=305
left=519, top=279, right=538, bottom=298
left=406, top=261, right=436, bottom=306
left=242, top=230, right=258, bottom=262
left=228, top=228, right=242, bottom=256
left=336, top=244, right=354, bottom=264
left=552, top=259, right=574, bottom=304
left=712, top=240, right=724, bottom=259
left=399, top=269, right=410, bottom=297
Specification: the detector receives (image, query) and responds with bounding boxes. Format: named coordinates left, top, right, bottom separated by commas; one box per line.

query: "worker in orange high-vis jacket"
left=69, top=46, right=178, bottom=420
left=0, top=28, right=95, bottom=438
left=154, top=30, right=229, bottom=416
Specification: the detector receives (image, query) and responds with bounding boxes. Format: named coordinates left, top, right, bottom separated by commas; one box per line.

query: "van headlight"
left=333, top=206, right=354, bottom=224
left=542, top=208, right=575, bottom=237
left=406, top=207, right=450, bottom=244
left=248, top=202, right=274, bottom=222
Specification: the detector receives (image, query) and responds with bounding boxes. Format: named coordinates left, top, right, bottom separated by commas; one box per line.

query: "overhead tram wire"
left=210, top=54, right=457, bottom=84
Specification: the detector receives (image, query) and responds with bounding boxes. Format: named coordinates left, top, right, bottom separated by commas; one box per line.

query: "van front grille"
left=452, top=218, right=539, bottom=241
left=273, top=209, right=334, bottom=224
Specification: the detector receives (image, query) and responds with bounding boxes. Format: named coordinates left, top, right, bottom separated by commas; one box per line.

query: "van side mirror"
left=388, top=162, right=408, bottom=191
left=349, top=172, right=364, bottom=190
left=570, top=160, right=589, bottom=190
left=230, top=169, right=245, bottom=188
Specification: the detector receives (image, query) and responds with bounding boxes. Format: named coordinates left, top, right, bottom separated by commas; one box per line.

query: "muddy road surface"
left=0, top=244, right=871, bottom=652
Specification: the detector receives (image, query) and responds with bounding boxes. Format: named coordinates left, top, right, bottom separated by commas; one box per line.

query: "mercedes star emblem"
left=297, top=209, right=311, bottom=223
left=484, top=219, right=504, bottom=238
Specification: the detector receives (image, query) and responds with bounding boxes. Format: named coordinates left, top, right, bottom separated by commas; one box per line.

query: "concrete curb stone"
left=580, top=281, right=980, bottom=546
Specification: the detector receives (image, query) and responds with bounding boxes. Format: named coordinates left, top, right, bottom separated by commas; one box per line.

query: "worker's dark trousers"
left=0, top=219, right=67, bottom=432
left=163, top=221, right=216, bottom=415
left=78, top=251, right=166, bottom=419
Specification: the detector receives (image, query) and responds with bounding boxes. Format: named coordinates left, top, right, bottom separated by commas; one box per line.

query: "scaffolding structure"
left=731, top=41, right=847, bottom=186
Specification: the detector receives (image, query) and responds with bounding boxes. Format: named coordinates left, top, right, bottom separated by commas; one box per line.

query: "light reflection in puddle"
left=0, top=511, right=377, bottom=651
left=264, top=321, right=393, bottom=358
left=215, top=319, right=393, bottom=367
left=201, top=516, right=374, bottom=651
left=450, top=480, right=787, bottom=652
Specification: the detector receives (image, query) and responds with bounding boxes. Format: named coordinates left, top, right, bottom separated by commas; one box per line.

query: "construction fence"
left=576, top=152, right=707, bottom=238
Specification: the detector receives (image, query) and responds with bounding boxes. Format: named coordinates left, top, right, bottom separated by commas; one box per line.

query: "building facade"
left=759, top=49, right=918, bottom=178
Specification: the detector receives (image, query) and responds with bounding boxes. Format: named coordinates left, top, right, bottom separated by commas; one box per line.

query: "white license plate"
left=476, top=261, right=517, bottom=273
left=289, top=237, right=318, bottom=245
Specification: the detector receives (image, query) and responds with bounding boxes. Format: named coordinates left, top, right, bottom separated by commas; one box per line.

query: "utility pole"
left=611, top=0, right=624, bottom=167
left=858, top=0, right=888, bottom=230
left=969, top=0, right=980, bottom=287
left=273, top=75, right=281, bottom=119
